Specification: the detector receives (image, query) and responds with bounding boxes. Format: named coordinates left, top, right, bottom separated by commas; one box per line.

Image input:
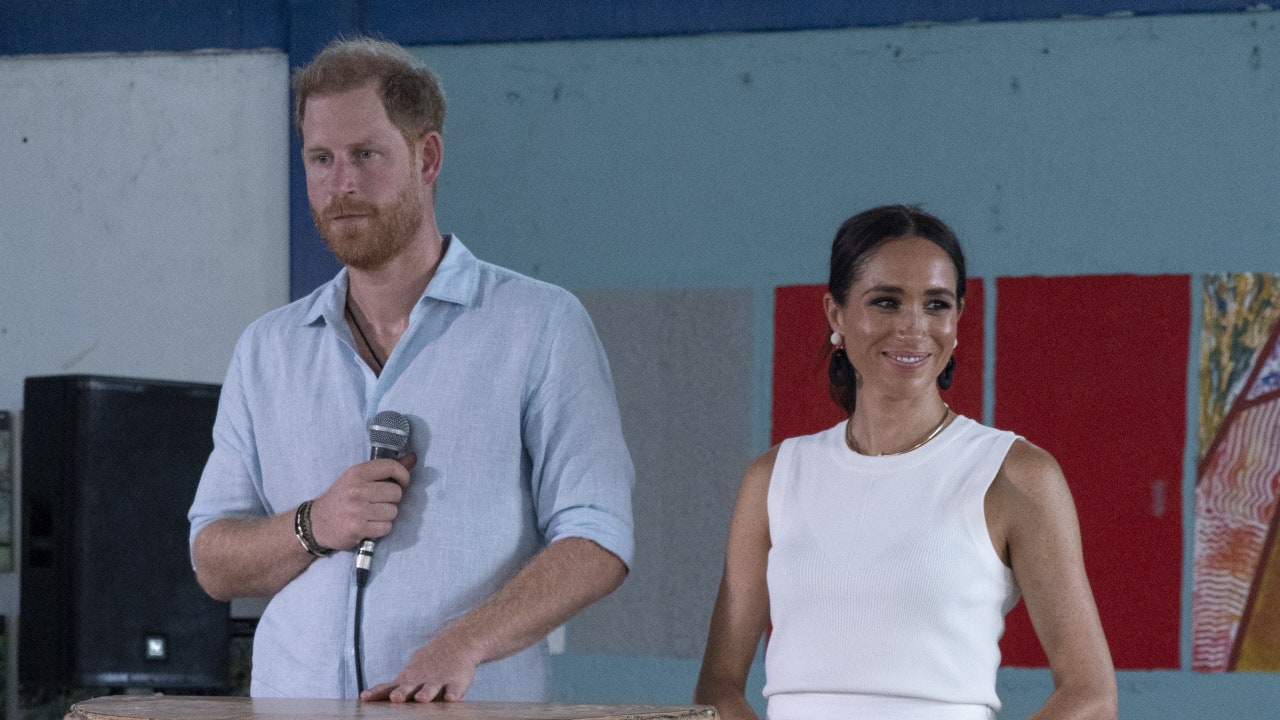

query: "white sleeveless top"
left=764, top=415, right=1021, bottom=720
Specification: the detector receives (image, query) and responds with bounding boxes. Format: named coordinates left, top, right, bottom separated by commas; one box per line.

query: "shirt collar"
left=300, top=234, right=480, bottom=328
left=421, top=235, right=480, bottom=307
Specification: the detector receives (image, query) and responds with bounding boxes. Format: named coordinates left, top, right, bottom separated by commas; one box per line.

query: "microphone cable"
left=355, top=573, right=369, bottom=693
left=353, top=411, right=411, bottom=695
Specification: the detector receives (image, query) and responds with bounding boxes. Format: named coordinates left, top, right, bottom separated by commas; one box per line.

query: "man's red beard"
left=312, top=181, right=424, bottom=272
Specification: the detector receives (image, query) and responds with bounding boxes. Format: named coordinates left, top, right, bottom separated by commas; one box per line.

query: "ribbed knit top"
left=763, top=414, right=1021, bottom=718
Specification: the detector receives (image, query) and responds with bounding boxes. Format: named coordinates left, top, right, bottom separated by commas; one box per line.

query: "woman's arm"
left=694, top=446, right=778, bottom=720
left=987, top=440, right=1118, bottom=720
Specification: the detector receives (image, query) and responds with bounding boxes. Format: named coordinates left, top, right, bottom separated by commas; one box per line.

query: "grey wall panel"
left=571, top=289, right=754, bottom=658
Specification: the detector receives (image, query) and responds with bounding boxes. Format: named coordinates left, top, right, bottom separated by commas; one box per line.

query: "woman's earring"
left=937, top=356, right=956, bottom=390
left=829, top=347, right=853, bottom=387
left=830, top=331, right=842, bottom=346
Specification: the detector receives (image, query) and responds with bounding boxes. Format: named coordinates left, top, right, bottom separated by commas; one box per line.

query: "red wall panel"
left=995, top=274, right=1188, bottom=669
left=772, top=280, right=985, bottom=445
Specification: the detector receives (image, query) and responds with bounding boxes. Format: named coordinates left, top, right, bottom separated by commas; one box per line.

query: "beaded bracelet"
left=294, top=499, right=335, bottom=557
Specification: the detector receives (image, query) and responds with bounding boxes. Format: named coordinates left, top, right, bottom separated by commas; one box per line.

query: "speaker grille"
left=21, top=375, right=229, bottom=690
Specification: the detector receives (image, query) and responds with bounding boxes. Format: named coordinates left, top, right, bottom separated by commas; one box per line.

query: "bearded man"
left=188, top=38, right=634, bottom=703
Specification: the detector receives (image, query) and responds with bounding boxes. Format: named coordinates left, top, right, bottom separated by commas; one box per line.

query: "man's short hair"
left=292, top=37, right=446, bottom=144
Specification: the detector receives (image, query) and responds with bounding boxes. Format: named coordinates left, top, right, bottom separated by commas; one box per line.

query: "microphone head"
left=369, top=410, right=412, bottom=457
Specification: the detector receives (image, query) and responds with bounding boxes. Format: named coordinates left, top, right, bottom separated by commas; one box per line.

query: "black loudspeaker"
left=20, top=375, right=228, bottom=690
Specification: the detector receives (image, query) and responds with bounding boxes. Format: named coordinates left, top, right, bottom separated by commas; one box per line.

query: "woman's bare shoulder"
left=748, top=444, right=781, bottom=474
left=995, top=438, right=1068, bottom=496
left=738, top=444, right=781, bottom=495
left=989, top=437, right=1081, bottom=549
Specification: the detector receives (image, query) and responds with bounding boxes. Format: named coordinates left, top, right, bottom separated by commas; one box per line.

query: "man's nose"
left=328, top=157, right=358, bottom=196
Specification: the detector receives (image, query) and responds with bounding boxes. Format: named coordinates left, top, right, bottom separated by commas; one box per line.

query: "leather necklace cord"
left=345, top=298, right=385, bottom=371
left=845, top=403, right=951, bottom=456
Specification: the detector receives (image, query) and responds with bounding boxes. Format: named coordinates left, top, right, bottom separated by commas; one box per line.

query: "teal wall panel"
left=419, top=12, right=1280, bottom=297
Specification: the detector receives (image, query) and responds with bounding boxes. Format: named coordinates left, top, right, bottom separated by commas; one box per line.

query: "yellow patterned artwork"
left=1193, top=273, right=1280, bottom=672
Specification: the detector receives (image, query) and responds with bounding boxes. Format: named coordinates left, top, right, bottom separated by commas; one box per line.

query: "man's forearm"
left=362, top=535, right=627, bottom=702
left=449, top=536, right=627, bottom=662
left=192, top=511, right=313, bottom=601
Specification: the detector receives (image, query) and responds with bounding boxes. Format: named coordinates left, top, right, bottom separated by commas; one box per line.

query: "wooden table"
left=65, top=696, right=718, bottom=720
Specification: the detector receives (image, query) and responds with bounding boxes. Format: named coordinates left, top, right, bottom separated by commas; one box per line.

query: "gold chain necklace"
left=845, top=403, right=951, bottom=456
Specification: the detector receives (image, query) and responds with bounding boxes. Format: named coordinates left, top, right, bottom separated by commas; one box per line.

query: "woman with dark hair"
left=695, top=205, right=1116, bottom=720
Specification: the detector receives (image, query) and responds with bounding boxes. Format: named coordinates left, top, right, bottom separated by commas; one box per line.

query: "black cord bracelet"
left=293, top=499, right=335, bottom=557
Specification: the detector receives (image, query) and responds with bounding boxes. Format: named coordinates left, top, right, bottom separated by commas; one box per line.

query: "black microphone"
left=355, top=410, right=411, bottom=586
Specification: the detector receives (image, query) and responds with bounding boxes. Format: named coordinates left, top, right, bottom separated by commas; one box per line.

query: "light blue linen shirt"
left=188, top=236, right=634, bottom=699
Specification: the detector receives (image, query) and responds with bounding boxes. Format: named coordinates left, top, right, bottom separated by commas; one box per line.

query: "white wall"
left=0, top=49, right=290, bottom=706
left=0, top=49, right=290, bottom=409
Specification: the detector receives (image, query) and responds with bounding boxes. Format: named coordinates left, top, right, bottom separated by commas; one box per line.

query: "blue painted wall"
left=2, top=1, right=1259, bottom=54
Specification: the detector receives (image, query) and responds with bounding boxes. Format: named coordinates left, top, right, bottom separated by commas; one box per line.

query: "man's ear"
left=417, top=131, right=443, bottom=186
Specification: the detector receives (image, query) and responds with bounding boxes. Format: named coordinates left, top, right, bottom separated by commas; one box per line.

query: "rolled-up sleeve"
left=522, top=294, right=635, bottom=569
left=188, top=331, right=269, bottom=553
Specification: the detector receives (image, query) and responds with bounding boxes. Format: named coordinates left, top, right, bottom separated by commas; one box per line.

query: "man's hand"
left=309, top=454, right=415, bottom=552
left=360, top=626, right=485, bottom=703
left=193, top=453, right=413, bottom=600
